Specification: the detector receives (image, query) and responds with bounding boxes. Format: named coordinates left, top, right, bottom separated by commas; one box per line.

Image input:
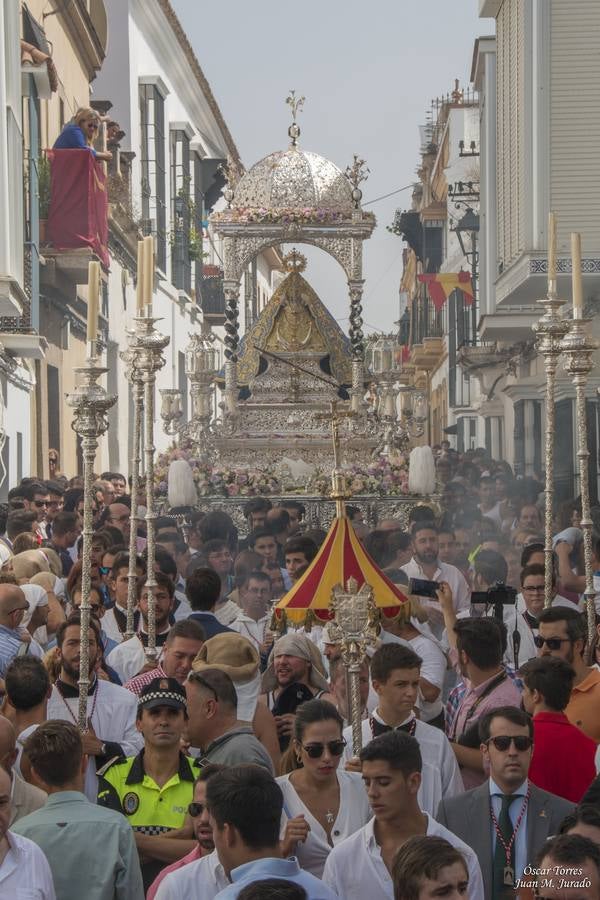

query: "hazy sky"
left=173, top=0, right=492, bottom=333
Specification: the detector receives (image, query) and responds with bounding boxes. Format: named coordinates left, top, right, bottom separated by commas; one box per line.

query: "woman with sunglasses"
left=53, top=106, right=112, bottom=162
left=278, top=699, right=371, bottom=878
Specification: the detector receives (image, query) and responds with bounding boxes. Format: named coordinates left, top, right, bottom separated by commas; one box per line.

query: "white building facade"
left=95, top=0, right=281, bottom=470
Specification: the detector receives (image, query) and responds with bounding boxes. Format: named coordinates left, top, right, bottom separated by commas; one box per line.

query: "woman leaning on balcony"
left=53, top=106, right=112, bottom=162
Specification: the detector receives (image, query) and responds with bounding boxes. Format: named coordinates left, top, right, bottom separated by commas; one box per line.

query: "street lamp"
left=453, top=206, right=479, bottom=339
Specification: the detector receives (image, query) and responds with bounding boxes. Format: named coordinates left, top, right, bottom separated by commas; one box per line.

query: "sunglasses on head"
left=486, top=735, right=533, bottom=752
left=301, top=739, right=347, bottom=759
left=188, top=801, right=205, bottom=818
left=533, top=635, right=572, bottom=650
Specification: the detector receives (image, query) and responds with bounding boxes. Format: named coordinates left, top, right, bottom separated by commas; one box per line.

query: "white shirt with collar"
left=154, top=850, right=229, bottom=900
left=106, top=630, right=168, bottom=684
left=322, top=814, right=484, bottom=900
left=489, top=778, right=529, bottom=884
left=342, top=712, right=463, bottom=816
left=230, top=614, right=271, bottom=650
left=401, top=558, right=470, bottom=638
left=277, top=770, right=372, bottom=877
left=0, top=830, right=56, bottom=899
left=100, top=606, right=127, bottom=645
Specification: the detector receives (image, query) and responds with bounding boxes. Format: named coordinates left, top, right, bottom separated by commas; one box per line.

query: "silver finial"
left=219, top=155, right=242, bottom=208
left=345, top=155, right=370, bottom=208
left=286, top=90, right=305, bottom=147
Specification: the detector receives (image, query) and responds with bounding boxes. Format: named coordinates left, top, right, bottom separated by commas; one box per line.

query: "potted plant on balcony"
left=38, top=154, right=51, bottom=243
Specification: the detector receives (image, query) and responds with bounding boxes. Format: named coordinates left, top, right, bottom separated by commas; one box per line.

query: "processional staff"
left=66, top=261, right=116, bottom=731
left=561, top=233, right=598, bottom=657
left=127, top=236, right=169, bottom=665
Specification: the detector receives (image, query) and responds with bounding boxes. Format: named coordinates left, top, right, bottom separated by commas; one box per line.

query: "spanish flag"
left=417, top=271, right=474, bottom=310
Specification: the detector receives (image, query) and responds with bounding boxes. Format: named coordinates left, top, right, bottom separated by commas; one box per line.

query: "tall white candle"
left=571, top=232, right=583, bottom=320
left=136, top=240, right=145, bottom=311
left=548, top=211, right=557, bottom=284
left=143, top=234, right=154, bottom=312
left=86, top=261, right=100, bottom=344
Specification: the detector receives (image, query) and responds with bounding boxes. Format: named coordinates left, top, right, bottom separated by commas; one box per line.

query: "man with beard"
left=107, top=573, right=175, bottom=684
left=537, top=606, right=600, bottom=742
left=98, top=677, right=198, bottom=891
left=148, top=764, right=226, bottom=900
left=260, top=634, right=335, bottom=750
left=401, top=523, right=470, bottom=637
left=47, top=612, right=142, bottom=801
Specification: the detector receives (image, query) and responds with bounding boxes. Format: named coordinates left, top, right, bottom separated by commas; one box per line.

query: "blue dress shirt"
left=489, top=778, right=529, bottom=881
left=214, top=856, right=339, bottom=899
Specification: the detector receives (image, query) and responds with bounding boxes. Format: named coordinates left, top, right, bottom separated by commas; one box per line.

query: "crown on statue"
left=282, top=249, right=308, bottom=274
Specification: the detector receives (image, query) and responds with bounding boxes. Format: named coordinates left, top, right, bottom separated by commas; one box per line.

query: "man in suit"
left=186, top=567, right=234, bottom=640
left=436, top=705, right=573, bottom=900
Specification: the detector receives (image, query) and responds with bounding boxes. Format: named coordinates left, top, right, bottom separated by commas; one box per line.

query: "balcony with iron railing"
left=409, top=294, right=445, bottom=369
left=198, top=266, right=226, bottom=322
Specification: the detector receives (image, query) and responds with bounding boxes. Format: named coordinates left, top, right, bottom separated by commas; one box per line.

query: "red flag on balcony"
left=417, top=271, right=474, bottom=310
left=46, top=149, right=109, bottom=268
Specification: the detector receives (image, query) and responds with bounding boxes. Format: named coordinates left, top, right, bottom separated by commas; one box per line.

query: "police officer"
left=97, top=677, right=197, bottom=889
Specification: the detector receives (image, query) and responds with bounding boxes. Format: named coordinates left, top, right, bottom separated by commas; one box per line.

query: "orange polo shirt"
left=565, top=668, right=600, bottom=742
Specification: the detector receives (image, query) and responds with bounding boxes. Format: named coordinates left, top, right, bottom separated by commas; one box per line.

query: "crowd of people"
left=1, top=451, right=600, bottom=899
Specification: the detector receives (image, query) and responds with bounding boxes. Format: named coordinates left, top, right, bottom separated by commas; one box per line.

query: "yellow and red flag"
left=417, top=272, right=474, bottom=310
left=275, top=515, right=409, bottom=626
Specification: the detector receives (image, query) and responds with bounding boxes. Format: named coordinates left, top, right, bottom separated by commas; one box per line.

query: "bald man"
left=0, top=584, right=43, bottom=678
left=0, top=716, right=46, bottom=825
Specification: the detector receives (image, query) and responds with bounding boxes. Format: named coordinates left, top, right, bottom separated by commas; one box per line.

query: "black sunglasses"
left=301, top=739, right=347, bottom=759
left=533, top=635, right=572, bottom=650
left=188, top=801, right=204, bottom=818
left=486, top=735, right=533, bottom=752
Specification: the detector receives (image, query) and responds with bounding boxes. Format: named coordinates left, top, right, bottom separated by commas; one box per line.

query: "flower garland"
left=155, top=445, right=409, bottom=501
left=212, top=207, right=375, bottom=226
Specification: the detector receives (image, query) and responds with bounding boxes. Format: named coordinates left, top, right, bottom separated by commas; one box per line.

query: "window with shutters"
left=170, top=128, right=191, bottom=294
left=139, top=83, right=167, bottom=272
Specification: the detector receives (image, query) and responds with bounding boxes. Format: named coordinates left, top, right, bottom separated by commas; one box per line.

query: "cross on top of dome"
left=286, top=89, right=305, bottom=148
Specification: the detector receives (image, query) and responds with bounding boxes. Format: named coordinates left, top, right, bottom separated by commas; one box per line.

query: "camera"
left=408, top=577, right=440, bottom=600
left=471, top=582, right=517, bottom=620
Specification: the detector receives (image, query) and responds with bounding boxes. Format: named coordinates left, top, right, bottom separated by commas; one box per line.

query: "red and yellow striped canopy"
left=275, top=515, right=410, bottom=625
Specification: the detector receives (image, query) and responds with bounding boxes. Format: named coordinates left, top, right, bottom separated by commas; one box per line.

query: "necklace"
left=240, top=618, right=267, bottom=647
left=325, top=810, right=335, bottom=826
left=56, top=680, right=99, bottom=731
left=490, top=786, right=530, bottom=886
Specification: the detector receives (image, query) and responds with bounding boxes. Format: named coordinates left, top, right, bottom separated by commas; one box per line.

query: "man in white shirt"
left=401, top=523, right=470, bottom=637
left=230, top=572, right=273, bottom=659
left=478, top=476, right=504, bottom=527
left=101, top=552, right=145, bottom=646
left=343, top=643, right=462, bottom=816
left=323, top=731, right=483, bottom=900
left=107, top=573, right=175, bottom=684
left=47, top=613, right=143, bottom=800
left=379, top=613, right=447, bottom=727
left=154, top=849, right=229, bottom=900
left=0, top=766, right=55, bottom=899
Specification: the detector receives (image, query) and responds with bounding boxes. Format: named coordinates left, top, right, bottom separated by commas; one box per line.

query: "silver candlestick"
left=66, top=344, right=116, bottom=731
left=120, top=331, right=144, bottom=639
left=133, top=314, right=169, bottom=665
left=532, top=286, right=571, bottom=608
left=561, top=316, right=599, bottom=656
